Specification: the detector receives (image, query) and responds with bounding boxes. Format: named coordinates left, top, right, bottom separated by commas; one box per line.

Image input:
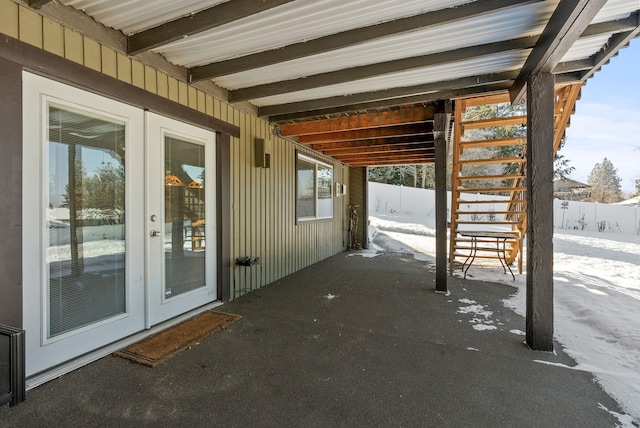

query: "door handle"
left=150, top=230, right=161, bottom=237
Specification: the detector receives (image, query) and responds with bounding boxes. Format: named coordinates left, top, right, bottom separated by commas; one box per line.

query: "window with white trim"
left=296, top=153, right=333, bottom=221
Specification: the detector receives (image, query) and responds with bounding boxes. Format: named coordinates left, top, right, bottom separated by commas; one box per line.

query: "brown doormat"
left=114, top=310, right=241, bottom=367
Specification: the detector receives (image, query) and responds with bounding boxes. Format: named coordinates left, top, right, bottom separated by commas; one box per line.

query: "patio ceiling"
left=35, top=0, right=640, bottom=167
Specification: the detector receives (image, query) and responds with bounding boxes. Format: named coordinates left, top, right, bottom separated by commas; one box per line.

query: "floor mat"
left=114, top=310, right=241, bottom=367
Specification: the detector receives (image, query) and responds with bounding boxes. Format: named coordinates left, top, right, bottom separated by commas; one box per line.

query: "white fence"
left=554, top=199, right=640, bottom=234
left=368, top=182, right=640, bottom=235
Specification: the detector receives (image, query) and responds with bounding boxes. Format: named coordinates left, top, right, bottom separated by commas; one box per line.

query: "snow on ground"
left=369, top=213, right=640, bottom=425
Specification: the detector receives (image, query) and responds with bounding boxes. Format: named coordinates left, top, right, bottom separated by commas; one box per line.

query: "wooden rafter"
left=321, top=143, right=434, bottom=157
left=190, top=0, right=541, bottom=81
left=266, top=82, right=512, bottom=123
left=348, top=159, right=434, bottom=167
left=278, top=106, right=434, bottom=136
left=309, top=135, right=430, bottom=151
left=263, top=14, right=637, bottom=122
left=231, top=37, right=537, bottom=102
left=510, top=0, right=608, bottom=103
left=128, top=0, right=294, bottom=55
left=298, top=124, right=433, bottom=144
left=260, top=71, right=519, bottom=117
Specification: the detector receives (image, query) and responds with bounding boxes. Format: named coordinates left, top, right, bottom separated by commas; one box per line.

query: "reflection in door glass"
left=164, top=137, right=206, bottom=299
left=47, top=105, right=126, bottom=338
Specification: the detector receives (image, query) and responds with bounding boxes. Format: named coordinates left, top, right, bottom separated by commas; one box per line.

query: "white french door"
left=23, top=72, right=146, bottom=376
left=23, top=74, right=217, bottom=377
left=145, top=113, right=216, bottom=327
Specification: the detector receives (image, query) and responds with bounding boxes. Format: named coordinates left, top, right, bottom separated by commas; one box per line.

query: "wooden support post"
left=434, top=101, right=451, bottom=292
left=217, top=132, right=232, bottom=302
left=526, top=71, right=555, bottom=351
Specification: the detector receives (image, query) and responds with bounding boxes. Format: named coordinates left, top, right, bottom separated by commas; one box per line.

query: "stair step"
left=453, top=234, right=520, bottom=241
left=459, top=137, right=526, bottom=150
left=456, top=221, right=522, bottom=226
left=458, top=174, right=524, bottom=181
left=456, top=199, right=526, bottom=205
left=458, top=187, right=526, bottom=193
left=460, top=157, right=525, bottom=166
left=456, top=211, right=526, bottom=215
left=461, top=115, right=527, bottom=131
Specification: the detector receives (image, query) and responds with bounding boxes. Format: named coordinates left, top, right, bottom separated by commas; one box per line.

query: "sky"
left=561, top=39, right=640, bottom=194
left=366, top=183, right=640, bottom=426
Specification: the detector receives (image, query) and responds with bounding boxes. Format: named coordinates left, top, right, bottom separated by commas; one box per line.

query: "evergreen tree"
left=554, top=138, right=575, bottom=180
left=368, top=164, right=436, bottom=189
left=460, top=103, right=527, bottom=188
left=587, top=157, right=622, bottom=203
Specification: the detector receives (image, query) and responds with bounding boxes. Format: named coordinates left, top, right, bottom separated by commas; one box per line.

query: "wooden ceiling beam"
left=269, top=83, right=511, bottom=123
left=265, top=16, right=633, bottom=122
left=189, top=0, right=541, bottom=81
left=509, top=0, right=607, bottom=103
left=260, top=70, right=519, bottom=117
left=580, top=12, right=639, bottom=37
left=128, top=0, right=294, bottom=55
left=332, top=149, right=433, bottom=162
left=321, top=143, right=434, bottom=157
left=310, top=135, right=432, bottom=151
left=278, top=106, right=434, bottom=136
left=553, top=59, right=594, bottom=74
left=298, top=123, right=433, bottom=144
left=346, top=156, right=435, bottom=166
left=230, top=37, right=536, bottom=102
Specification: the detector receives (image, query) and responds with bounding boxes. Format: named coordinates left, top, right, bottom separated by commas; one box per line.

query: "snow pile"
left=369, top=211, right=640, bottom=424
left=457, top=298, right=497, bottom=331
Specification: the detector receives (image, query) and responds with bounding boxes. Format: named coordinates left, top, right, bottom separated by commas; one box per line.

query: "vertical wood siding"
left=229, top=120, right=347, bottom=297
left=1, top=0, right=348, bottom=300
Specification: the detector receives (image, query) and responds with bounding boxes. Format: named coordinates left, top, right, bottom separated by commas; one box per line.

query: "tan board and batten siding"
left=1, top=0, right=349, bottom=299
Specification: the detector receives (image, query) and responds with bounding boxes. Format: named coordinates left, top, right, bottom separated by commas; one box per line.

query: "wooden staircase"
left=448, top=84, right=582, bottom=276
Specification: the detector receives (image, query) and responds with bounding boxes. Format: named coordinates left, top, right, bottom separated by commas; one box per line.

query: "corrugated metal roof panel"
left=214, top=2, right=550, bottom=90
left=561, top=34, right=612, bottom=62
left=153, top=0, right=476, bottom=66
left=60, top=0, right=227, bottom=34
left=251, top=51, right=530, bottom=107
left=54, top=0, right=638, bottom=115
left=592, top=0, right=638, bottom=23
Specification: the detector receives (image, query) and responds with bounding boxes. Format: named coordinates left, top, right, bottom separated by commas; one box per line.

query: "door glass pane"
left=164, top=137, right=206, bottom=299
left=47, top=105, right=126, bottom=338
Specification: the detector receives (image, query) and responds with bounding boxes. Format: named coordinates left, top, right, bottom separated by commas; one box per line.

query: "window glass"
left=317, top=163, right=333, bottom=218
left=47, top=105, right=126, bottom=338
left=296, top=157, right=316, bottom=219
left=163, top=136, right=206, bottom=299
left=296, top=153, right=333, bottom=220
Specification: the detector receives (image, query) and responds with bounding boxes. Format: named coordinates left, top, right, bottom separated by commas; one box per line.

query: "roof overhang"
left=31, top=0, right=639, bottom=166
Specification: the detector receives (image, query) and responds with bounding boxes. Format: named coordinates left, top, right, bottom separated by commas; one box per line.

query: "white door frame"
left=22, top=74, right=218, bottom=377
left=22, top=72, right=146, bottom=376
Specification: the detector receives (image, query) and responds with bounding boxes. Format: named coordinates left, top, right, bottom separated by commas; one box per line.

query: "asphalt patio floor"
left=0, top=246, right=623, bottom=427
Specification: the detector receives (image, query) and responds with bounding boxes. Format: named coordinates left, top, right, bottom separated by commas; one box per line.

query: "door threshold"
left=26, top=301, right=223, bottom=390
